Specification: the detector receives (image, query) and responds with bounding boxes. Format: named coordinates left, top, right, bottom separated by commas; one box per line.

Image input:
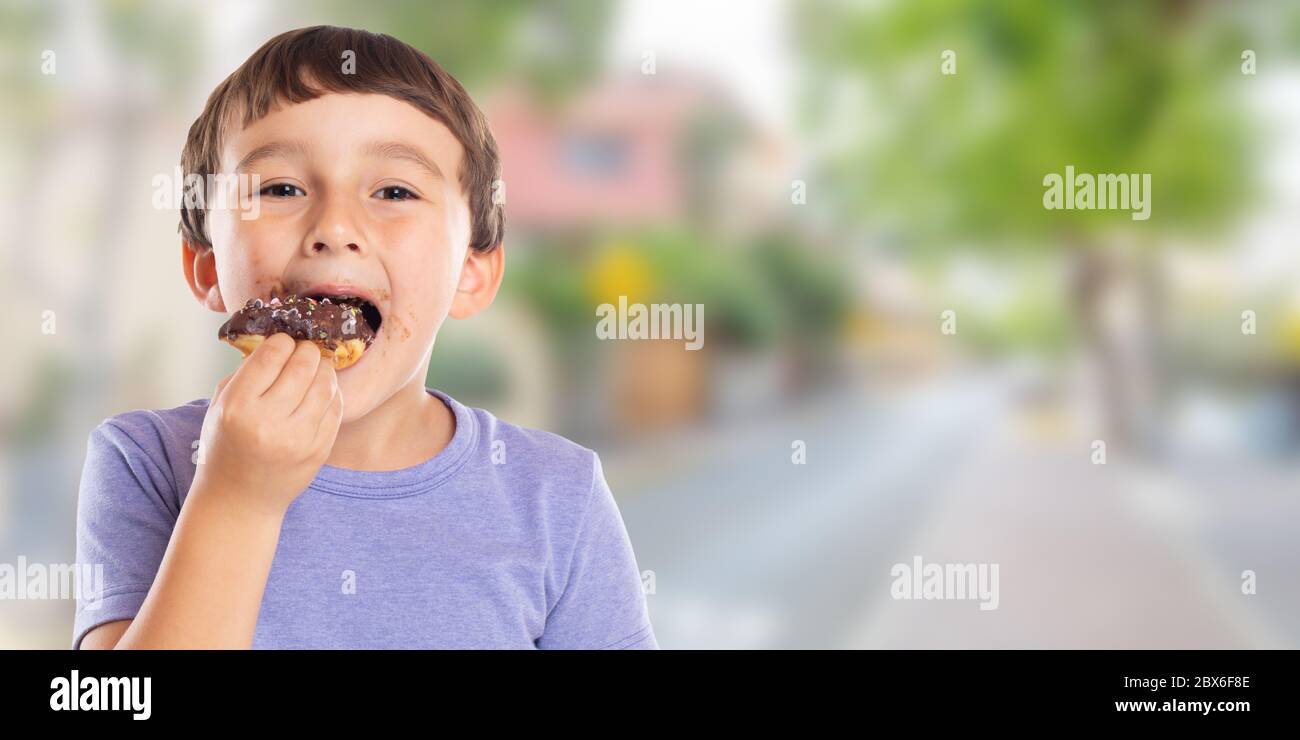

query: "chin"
left=335, top=366, right=413, bottom=424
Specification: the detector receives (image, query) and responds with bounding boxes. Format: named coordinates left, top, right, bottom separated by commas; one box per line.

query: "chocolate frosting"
left=218, top=294, right=376, bottom=350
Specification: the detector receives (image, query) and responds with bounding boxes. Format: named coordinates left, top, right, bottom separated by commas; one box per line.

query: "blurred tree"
left=795, top=0, right=1266, bottom=450
left=310, top=0, right=613, bottom=106
left=753, top=231, right=854, bottom=382
left=509, top=228, right=785, bottom=350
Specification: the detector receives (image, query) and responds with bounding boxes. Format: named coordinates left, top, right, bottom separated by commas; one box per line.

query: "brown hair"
left=179, top=25, right=503, bottom=253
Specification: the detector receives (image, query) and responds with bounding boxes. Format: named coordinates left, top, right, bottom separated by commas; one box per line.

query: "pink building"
left=486, top=73, right=774, bottom=237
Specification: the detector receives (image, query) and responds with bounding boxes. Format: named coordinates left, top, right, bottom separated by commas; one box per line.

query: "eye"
left=373, top=185, right=418, bottom=201
left=260, top=183, right=305, bottom=198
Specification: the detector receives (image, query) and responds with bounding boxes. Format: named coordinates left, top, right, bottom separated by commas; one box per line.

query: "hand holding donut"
left=192, top=333, right=343, bottom=517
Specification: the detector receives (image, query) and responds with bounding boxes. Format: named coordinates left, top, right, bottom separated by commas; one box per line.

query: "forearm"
left=115, top=483, right=285, bottom=649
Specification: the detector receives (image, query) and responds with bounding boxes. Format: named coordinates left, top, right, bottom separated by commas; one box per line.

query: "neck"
left=325, top=373, right=454, bottom=472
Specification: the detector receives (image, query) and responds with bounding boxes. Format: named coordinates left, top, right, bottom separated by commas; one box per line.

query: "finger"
left=311, top=386, right=344, bottom=453
left=230, top=333, right=297, bottom=398
left=263, top=340, right=322, bottom=409
left=291, top=358, right=337, bottom=422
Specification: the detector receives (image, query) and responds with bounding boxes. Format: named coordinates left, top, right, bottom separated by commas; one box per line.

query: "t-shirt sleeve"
left=537, top=453, right=658, bottom=649
left=72, top=421, right=179, bottom=649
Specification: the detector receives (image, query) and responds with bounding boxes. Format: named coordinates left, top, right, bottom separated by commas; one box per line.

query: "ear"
left=182, top=240, right=226, bottom=313
left=448, top=243, right=505, bottom=320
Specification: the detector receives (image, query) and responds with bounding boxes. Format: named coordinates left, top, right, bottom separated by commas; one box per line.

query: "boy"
left=73, top=26, right=657, bottom=649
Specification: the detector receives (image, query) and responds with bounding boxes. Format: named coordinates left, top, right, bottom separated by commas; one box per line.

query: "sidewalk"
left=847, top=408, right=1280, bottom=649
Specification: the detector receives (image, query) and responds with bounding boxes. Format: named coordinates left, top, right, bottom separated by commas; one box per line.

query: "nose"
left=304, top=190, right=367, bottom=257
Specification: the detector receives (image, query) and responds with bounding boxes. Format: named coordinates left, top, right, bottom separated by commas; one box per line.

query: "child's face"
left=197, top=92, right=498, bottom=422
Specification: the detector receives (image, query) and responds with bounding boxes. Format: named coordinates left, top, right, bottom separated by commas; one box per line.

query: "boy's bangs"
left=231, top=31, right=446, bottom=131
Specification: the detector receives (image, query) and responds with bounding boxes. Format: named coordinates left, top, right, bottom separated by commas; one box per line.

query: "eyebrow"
left=234, top=139, right=311, bottom=174
left=362, top=140, right=445, bottom=182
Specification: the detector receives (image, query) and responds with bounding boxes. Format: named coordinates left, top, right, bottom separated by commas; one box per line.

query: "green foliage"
left=752, top=231, right=853, bottom=342
left=505, top=228, right=855, bottom=351
left=795, top=0, right=1259, bottom=249
left=503, top=236, right=595, bottom=337
left=958, top=286, right=1073, bottom=358
left=102, top=0, right=203, bottom=95
left=317, top=0, right=612, bottom=100
left=425, top=336, right=510, bottom=405
left=636, top=229, right=783, bottom=349
left=12, top=354, right=75, bottom=445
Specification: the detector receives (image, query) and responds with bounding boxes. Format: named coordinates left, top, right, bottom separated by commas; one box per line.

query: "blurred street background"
left=2, top=0, right=1299, bottom=648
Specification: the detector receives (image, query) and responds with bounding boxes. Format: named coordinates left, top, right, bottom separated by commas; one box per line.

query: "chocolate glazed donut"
left=219, top=295, right=376, bottom=370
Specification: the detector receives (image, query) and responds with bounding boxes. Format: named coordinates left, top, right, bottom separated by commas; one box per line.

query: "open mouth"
left=305, top=293, right=384, bottom=335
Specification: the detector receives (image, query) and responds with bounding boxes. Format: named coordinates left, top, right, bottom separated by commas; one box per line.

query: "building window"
left=560, top=132, right=629, bottom=177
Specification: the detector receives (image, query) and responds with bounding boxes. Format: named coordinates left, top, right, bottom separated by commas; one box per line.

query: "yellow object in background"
left=588, top=243, right=653, bottom=307
left=1275, top=310, right=1300, bottom=364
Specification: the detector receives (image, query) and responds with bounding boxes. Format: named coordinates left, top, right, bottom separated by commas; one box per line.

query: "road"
left=613, top=370, right=1292, bottom=649
left=614, top=372, right=1009, bottom=648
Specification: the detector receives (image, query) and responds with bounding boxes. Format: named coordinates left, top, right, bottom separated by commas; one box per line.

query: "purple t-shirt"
left=73, top=388, right=657, bottom=649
